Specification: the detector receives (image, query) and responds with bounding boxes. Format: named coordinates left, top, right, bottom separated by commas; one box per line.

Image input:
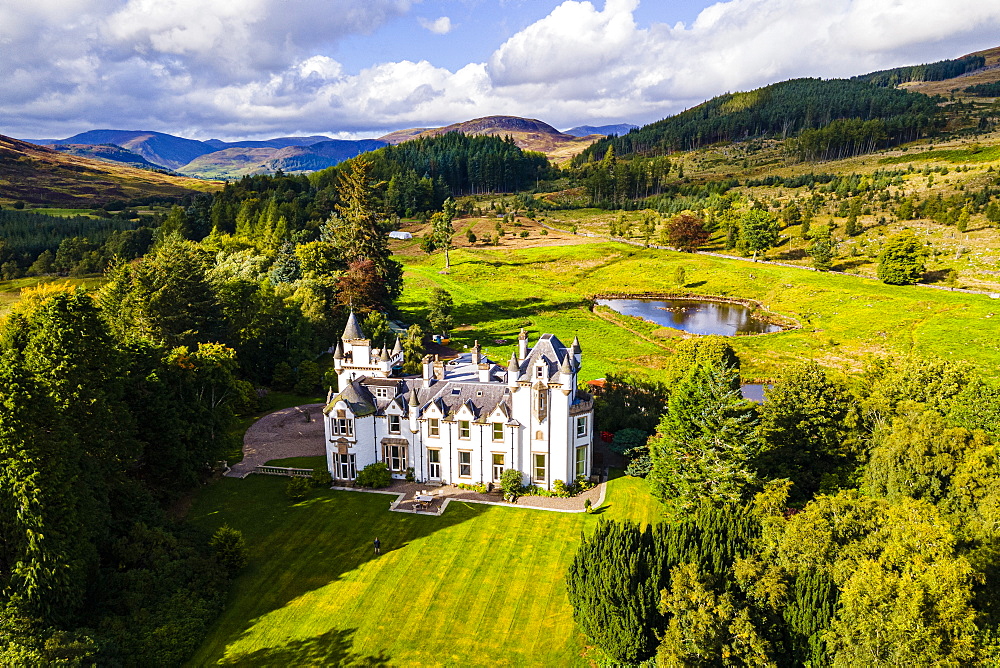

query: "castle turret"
left=408, top=389, right=420, bottom=432
left=571, top=334, right=582, bottom=366
left=333, top=341, right=343, bottom=371
left=379, top=344, right=392, bottom=374
left=560, top=352, right=575, bottom=396
left=507, top=353, right=520, bottom=388
left=342, top=310, right=371, bottom=373
left=391, top=336, right=403, bottom=363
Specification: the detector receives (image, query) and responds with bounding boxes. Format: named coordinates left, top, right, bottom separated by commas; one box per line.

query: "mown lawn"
left=397, top=240, right=1000, bottom=380
left=187, top=474, right=660, bottom=666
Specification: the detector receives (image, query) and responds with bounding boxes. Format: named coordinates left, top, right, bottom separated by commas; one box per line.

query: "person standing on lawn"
left=374, top=537, right=381, bottom=555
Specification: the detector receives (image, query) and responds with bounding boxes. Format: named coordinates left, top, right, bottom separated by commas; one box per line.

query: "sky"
left=3, top=0, right=1000, bottom=141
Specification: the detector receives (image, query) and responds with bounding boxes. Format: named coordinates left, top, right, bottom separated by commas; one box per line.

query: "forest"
left=575, top=78, right=942, bottom=160
left=0, top=158, right=408, bottom=663
left=853, top=54, right=986, bottom=87
left=574, top=338, right=1000, bottom=665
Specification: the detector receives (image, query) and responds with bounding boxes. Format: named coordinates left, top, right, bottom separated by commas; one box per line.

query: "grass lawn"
left=187, top=473, right=660, bottom=666
left=397, top=240, right=1000, bottom=381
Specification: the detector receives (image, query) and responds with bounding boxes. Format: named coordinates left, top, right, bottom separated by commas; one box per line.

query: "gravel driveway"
left=226, top=403, right=326, bottom=477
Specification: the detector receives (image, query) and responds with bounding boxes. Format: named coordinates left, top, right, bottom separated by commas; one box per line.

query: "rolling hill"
left=50, top=144, right=167, bottom=170
left=0, top=134, right=217, bottom=206
left=379, top=115, right=601, bottom=163
left=177, top=139, right=387, bottom=178
left=564, top=123, right=637, bottom=137
left=903, top=46, right=1000, bottom=97
left=54, top=129, right=216, bottom=170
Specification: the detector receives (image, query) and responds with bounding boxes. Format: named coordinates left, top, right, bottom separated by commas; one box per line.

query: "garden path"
left=226, top=403, right=326, bottom=478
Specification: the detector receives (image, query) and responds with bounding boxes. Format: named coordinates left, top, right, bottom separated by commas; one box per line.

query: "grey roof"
left=572, top=335, right=581, bottom=354
left=379, top=345, right=391, bottom=362
left=408, top=389, right=420, bottom=406
left=325, top=381, right=376, bottom=417
left=333, top=341, right=343, bottom=359
left=401, top=378, right=512, bottom=422
left=342, top=311, right=365, bottom=341
left=392, top=336, right=403, bottom=356
left=519, top=332, right=570, bottom=379
left=559, top=353, right=573, bottom=374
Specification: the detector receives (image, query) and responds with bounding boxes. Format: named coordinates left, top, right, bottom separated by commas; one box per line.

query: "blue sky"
left=3, top=0, right=1000, bottom=140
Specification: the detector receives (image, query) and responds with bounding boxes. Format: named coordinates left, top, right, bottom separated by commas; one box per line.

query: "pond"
left=740, top=383, right=770, bottom=403
left=595, top=298, right=783, bottom=336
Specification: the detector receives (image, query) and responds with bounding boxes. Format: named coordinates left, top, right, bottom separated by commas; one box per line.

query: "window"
left=383, top=444, right=407, bottom=472
left=575, top=446, right=587, bottom=480
left=576, top=415, right=588, bottom=438
left=459, top=420, right=471, bottom=439
left=533, top=454, right=546, bottom=483
left=492, top=422, right=504, bottom=441
left=535, top=365, right=545, bottom=379
left=537, top=390, right=547, bottom=415
left=336, top=454, right=356, bottom=479
left=459, top=451, right=472, bottom=477
left=428, top=449, right=441, bottom=479
left=492, top=453, right=504, bottom=482
left=388, top=414, right=401, bottom=434
left=428, top=418, right=439, bottom=437
left=374, top=387, right=390, bottom=398
left=332, top=418, right=354, bottom=436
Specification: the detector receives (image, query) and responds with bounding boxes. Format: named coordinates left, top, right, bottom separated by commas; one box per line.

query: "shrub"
left=584, top=498, right=593, bottom=513
left=209, top=525, right=248, bottom=574
left=625, top=453, right=652, bottom=478
left=552, top=479, right=571, bottom=497
left=610, top=428, right=649, bottom=455
left=405, top=467, right=415, bottom=483
left=356, top=462, right=392, bottom=488
left=285, top=476, right=311, bottom=501
left=311, top=468, right=333, bottom=487
left=500, top=468, right=523, bottom=501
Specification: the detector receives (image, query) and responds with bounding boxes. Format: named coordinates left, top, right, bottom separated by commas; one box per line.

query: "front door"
left=429, top=449, right=441, bottom=479
left=337, top=454, right=356, bottom=479
left=492, top=453, right=504, bottom=482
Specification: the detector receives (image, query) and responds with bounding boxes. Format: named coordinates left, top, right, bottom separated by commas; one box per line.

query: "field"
left=395, top=239, right=1000, bottom=381
left=187, top=473, right=660, bottom=666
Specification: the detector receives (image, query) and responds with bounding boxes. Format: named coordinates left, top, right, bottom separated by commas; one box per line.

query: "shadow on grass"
left=191, top=477, right=486, bottom=663
left=220, top=627, right=390, bottom=667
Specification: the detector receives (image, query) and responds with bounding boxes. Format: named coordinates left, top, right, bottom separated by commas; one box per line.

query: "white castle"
left=323, top=312, right=594, bottom=488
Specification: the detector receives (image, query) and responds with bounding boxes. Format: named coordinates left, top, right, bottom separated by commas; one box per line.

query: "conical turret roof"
left=559, top=352, right=573, bottom=374
left=379, top=344, right=391, bottom=362
left=392, top=336, right=403, bottom=355
left=342, top=311, right=365, bottom=341
left=409, top=389, right=420, bottom=407
left=572, top=334, right=581, bottom=354
left=507, top=352, right=520, bottom=376
left=333, top=341, right=344, bottom=359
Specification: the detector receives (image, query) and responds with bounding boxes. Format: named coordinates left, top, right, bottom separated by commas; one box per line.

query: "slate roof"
left=325, top=382, right=376, bottom=417
left=342, top=311, right=365, bottom=341
left=518, top=333, right=571, bottom=380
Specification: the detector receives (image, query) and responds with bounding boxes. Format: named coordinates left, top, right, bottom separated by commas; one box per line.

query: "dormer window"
left=535, top=366, right=545, bottom=379
left=388, top=414, right=401, bottom=434
left=374, top=387, right=390, bottom=399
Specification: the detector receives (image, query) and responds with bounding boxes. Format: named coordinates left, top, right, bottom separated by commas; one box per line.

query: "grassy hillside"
left=390, top=230, right=1000, bottom=382
left=0, top=135, right=219, bottom=206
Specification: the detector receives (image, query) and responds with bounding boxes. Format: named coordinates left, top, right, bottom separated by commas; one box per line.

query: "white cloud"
left=419, top=16, right=454, bottom=35
left=4, top=0, right=1000, bottom=139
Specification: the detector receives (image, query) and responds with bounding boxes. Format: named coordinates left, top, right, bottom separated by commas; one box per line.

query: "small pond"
left=740, top=383, right=771, bottom=403
left=595, top=298, right=783, bottom=336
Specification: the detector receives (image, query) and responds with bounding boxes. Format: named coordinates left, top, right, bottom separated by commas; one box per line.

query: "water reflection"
left=596, top=298, right=782, bottom=336
left=740, top=383, right=771, bottom=403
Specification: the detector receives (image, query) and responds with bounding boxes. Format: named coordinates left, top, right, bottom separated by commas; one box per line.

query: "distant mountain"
left=382, top=115, right=600, bottom=162
left=0, top=134, right=215, bottom=206
left=378, top=128, right=432, bottom=145
left=563, top=124, right=638, bottom=137
left=53, top=130, right=216, bottom=170
left=202, top=135, right=334, bottom=150
left=50, top=143, right=168, bottom=170
left=178, top=139, right=387, bottom=178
